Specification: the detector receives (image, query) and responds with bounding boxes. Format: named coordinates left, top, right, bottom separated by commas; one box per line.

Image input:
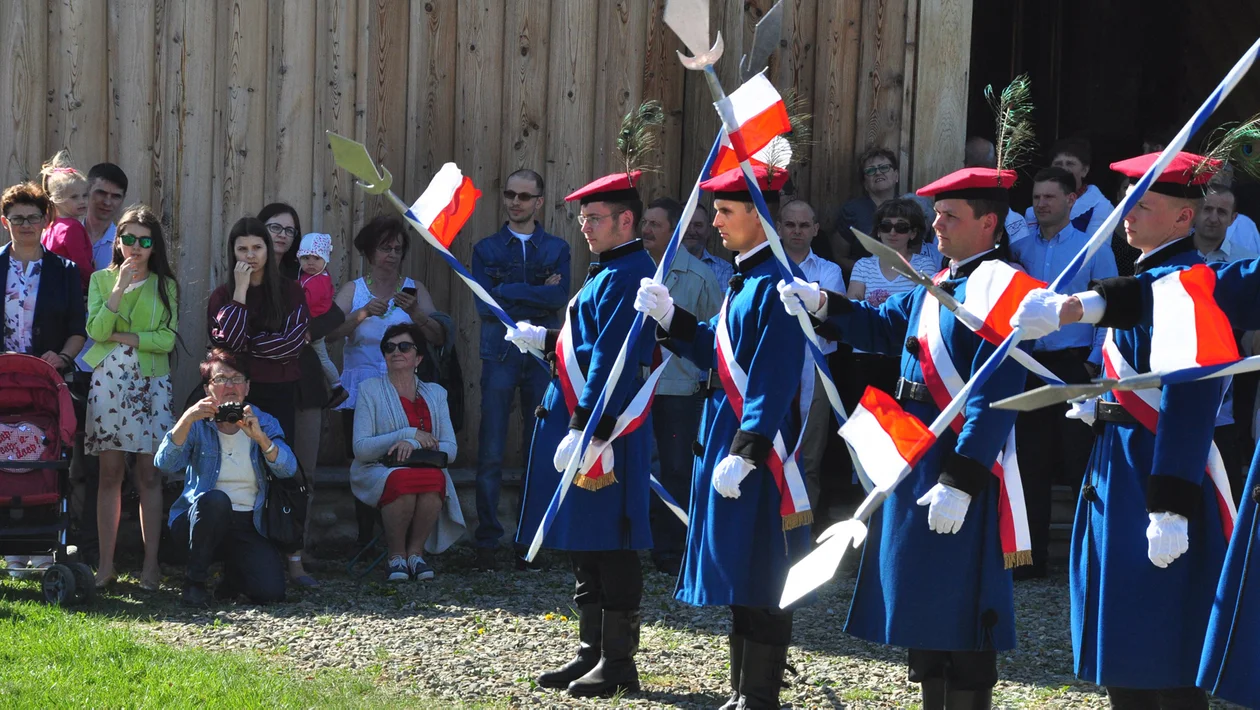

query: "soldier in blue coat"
left=505, top=171, right=656, bottom=699
left=782, top=167, right=1031, bottom=710
left=1011, top=152, right=1232, bottom=709
left=636, top=165, right=810, bottom=710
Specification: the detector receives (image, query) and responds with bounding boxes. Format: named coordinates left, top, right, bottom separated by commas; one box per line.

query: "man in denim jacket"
left=155, top=349, right=296, bottom=607
left=470, top=168, right=571, bottom=569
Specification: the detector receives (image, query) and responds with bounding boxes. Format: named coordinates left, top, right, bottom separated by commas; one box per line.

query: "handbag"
left=381, top=448, right=449, bottom=468
left=263, top=460, right=310, bottom=552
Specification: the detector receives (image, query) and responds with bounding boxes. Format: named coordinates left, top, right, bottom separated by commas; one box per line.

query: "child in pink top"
left=38, top=151, right=94, bottom=289
left=297, top=233, right=344, bottom=400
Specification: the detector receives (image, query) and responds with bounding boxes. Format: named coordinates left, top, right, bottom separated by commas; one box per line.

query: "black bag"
left=263, top=461, right=310, bottom=553
left=380, top=448, right=449, bottom=469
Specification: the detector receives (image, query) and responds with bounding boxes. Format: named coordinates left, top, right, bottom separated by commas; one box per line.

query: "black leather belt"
left=1094, top=401, right=1138, bottom=424
left=700, top=370, right=723, bottom=393
left=894, top=377, right=933, bottom=404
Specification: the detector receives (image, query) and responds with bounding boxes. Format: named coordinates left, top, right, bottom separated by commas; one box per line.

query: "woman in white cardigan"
left=351, top=323, right=464, bottom=581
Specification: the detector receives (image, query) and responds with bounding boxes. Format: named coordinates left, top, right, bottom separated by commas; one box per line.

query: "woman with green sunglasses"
left=83, top=204, right=180, bottom=590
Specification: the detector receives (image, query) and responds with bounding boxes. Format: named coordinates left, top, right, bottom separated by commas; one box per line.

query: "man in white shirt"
left=780, top=199, right=845, bottom=508
left=1023, top=138, right=1114, bottom=240
left=1196, top=185, right=1259, bottom=262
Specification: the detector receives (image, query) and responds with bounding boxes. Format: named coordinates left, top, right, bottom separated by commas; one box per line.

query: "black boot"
left=538, top=604, right=601, bottom=689
left=719, top=633, right=744, bottom=709
left=945, top=688, right=993, bottom=710
left=920, top=678, right=946, bottom=710
left=736, top=639, right=788, bottom=709
left=567, top=609, right=641, bottom=697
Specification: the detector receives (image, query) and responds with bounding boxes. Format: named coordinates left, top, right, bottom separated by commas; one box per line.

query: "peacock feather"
left=617, top=100, right=666, bottom=178
left=1196, top=114, right=1260, bottom=181
left=985, top=74, right=1036, bottom=184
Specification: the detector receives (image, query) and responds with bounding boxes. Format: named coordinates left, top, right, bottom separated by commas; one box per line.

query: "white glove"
left=1009, top=288, right=1070, bottom=341
left=916, top=483, right=972, bottom=534
left=777, top=277, right=823, bottom=317
left=505, top=322, right=547, bottom=354
left=1066, top=399, right=1097, bottom=426
left=712, top=455, right=756, bottom=499
left=1146, top=511, right=1190, bottom=568
left=553, top=431, right=614, bottom=474
left=634, top=278, right=675, bottom=326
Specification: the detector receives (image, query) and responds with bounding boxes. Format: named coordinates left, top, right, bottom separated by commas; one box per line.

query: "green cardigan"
left=84, top=268, right=178, bottom=377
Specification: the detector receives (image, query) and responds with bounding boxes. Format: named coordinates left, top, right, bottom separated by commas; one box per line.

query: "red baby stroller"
left=0, top=353, right=93, bottom=605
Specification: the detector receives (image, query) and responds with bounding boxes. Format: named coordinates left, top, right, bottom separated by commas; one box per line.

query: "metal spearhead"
left=740, top=1, right=784, bottom=82
left=989, top=382, right=1117, bottom=412
left=327, top=131, right=393, bottom=195
left=664, top=0, right=725, bottom=70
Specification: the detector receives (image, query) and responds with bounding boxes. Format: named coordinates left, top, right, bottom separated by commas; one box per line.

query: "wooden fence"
left=0, top=0, right=972, bottom=464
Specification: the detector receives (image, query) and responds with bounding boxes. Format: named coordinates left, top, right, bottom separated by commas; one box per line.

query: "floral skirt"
left=85, top=345, right=174, bottom=456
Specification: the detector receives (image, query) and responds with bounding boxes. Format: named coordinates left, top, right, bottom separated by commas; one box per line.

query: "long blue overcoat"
left=515, top=239, right=656, bottom=551
left=820, top=252, right=1027, bottom=652
left=657, top=245, right=811, bottom=608
left=1070, top=240, right=1227, bottom=689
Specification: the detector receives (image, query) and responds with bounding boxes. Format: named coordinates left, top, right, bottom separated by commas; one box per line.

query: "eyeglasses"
left=877, top=221, right=913, bottom=235
left=376, top=244, right=405, bottom=255
left=5, top=214, right=44, bottom=227
left=382, top=341, right=418, bottom=354
left=863, top=163, right=895, bottom=176
left=577, top=211, right=624, bottom=228
left=119, top=234, right=154, bottom=248
left=209, top=375, right=248, bottom=386
left=265, top=222, right=297, bottom=239
left=503, top=190, right=542, bottom=202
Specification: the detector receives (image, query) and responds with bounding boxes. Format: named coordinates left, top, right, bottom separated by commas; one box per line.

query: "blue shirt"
left=471, top=222, right=571, bottom=361
left=92, top=223, right=116, bottom=271
left=699, top=249, right=734, bottom=290
left=1011, top=223, right=1118, bottom=364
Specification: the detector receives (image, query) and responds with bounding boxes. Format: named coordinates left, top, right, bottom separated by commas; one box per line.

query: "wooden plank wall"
left=0, top=0, right=969, bottom=466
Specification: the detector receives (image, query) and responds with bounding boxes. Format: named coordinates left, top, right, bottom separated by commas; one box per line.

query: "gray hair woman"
left=350, top=323, right=464, bottom=582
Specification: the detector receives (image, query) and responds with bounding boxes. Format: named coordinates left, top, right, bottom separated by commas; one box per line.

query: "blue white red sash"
left=555, top=293, right=668, bottom=491
left=713, top=295, right=812, bottom=530
left=916, top=275, right=1033, bottom=568
left=1101, top=332, right=1237, bottom=539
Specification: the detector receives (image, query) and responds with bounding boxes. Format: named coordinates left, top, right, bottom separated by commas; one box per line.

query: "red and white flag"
left=410, top=163, right=481, bottom=248
left=1150, top=264, right=1239, bottom=372
left=959, top=261, right=1047, bottom=345
left=711, top=74, right=792, bottom=176
left=840, top=387, right=936, bottom=491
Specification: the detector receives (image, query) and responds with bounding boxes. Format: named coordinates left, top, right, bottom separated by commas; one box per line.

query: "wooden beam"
left=591, top=1, right=648, bottom=182
left=640, top=0, right=685, bottom=202
left=775, top=0, right=819, bottom=201
left=49, top=0, right=110, bottom=168
left=312, top=0, right=360, bottom=287
left=911, top=0, right=972, bottom=189
left=362, top=0, right=409, bottom=222
left=854, top=0, right=909, bottom=160
left=107, top=0, right=157, bottom=208
left=811, top=0, right=862, bottom=231
left=0, top=1, right=47, bottom=187
left=267, top=0, right=317, bottom=216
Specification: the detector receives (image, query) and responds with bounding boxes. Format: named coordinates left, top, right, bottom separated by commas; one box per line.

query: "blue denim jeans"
left=476, top=348, right=552, bottom=548
left=649, top=393, right=704, bottom=563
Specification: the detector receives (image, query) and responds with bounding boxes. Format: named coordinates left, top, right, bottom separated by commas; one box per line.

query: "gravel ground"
left=28, top=545, right=1243, bottom=709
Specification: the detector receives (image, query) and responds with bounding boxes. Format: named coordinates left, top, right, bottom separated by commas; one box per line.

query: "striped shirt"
left=208, top=280, right=310, bottom=383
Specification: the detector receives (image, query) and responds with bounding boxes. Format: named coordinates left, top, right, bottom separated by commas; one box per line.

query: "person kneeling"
left=351, top=323, right=464, bottom=582
left=155, top=349, right=296, bottom=608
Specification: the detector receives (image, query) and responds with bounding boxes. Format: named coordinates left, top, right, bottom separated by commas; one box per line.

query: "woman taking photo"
left=208, top=217, right=309, bottom=438
left=351, top=323, right=463, bottom=582
left=83, top=205, right=179, bottom=589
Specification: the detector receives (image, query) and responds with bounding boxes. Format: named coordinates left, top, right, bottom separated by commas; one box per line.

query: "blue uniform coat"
left=657, top=244, right=811, bottom=608
left=819, top=252, right=1027, bottom=652
left=515, top=239, right=656, bottom=551
left=1073, top=239, right=1227, bottom=689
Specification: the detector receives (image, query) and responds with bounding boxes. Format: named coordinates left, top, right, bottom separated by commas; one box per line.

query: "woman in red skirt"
left=350, top=323, right=462, bottom=581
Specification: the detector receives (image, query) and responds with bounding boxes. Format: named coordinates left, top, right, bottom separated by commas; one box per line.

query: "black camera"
left=214, top=402, right=245, bottom=423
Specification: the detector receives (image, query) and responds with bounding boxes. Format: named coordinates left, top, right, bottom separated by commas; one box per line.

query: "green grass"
left=0, top=592, right=401, bottom=709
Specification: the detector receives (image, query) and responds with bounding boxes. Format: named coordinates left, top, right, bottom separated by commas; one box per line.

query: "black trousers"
left=1106, top=686, right=1208, bottom=709
left=731, top=606, right=793, bottom=645
left=907, top=649, right=998, bottom=691
left=571, top=550, right=642, bottom=611
left=170, top=489, right=286, bottom=604
left=1014, top=347, right=1094, bottom=575
left=246, top=380, right=297, bottom=442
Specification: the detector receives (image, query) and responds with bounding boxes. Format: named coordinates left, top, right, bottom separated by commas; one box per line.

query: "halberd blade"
left=990, top=381, right=1117, bottom=411
left=741, top=1, right=784, bottom=82
left=327, top=131, right=393, bottom=195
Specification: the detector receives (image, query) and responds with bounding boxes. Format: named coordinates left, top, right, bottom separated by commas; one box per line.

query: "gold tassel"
left=1003, top=549, right=1033, bottom=570
left=574, top=470, right=617, bottom=491
left=781, top=510, right=814, bottom=531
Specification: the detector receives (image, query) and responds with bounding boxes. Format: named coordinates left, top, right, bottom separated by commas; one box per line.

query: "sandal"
left=292, top=575, right=320, bottom=588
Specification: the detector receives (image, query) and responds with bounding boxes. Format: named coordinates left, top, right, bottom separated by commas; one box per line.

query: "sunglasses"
left=119, top=234, right=154, bottom=248
left=503, top=189, right=542, bottom=202
left=382, top=341, right=418, bottom=354
left=877, top=221, right=913, bottom=235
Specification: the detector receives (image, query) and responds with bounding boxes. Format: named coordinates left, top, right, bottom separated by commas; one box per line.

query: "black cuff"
left=729, top=429, right=773, bottom=467
left=568, top=405, right=616, bottom=439
left=1147, top=475, right=1202, bottom=519
left=938, top=451, right=992, bottom=496
left=1091, top=277, right=1143, bottom=330
left=544, top=328, right=561, bottom=354
left=664, top=306, right=698, bottom=343
left=823, top=289, right=853, bottom=315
